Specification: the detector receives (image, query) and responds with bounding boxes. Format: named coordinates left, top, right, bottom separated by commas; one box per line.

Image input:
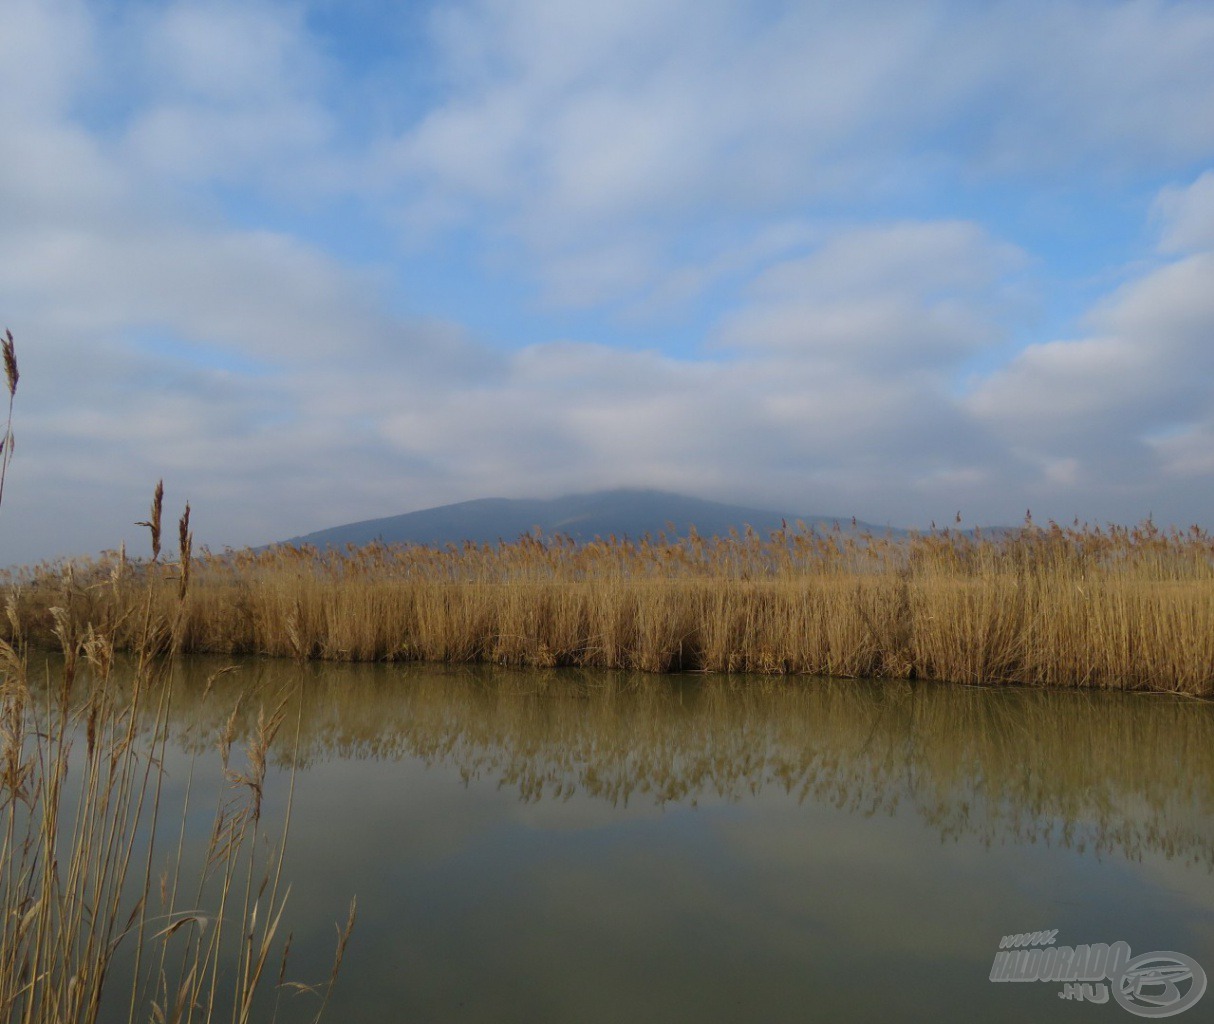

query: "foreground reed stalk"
left=0, top=329, right=17, bottom=512
left=1, top=631, right=353, bottom=1021
left=4, top=516, right=1212, bottom=696
left=1, top=333, right=353, bottom=1024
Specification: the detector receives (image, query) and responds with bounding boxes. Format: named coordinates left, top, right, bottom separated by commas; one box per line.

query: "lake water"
left=51, top=658, right=1214, bottom=1022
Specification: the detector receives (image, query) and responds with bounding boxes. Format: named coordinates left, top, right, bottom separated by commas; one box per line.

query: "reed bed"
left=5, top=507, right=1214, bottom=696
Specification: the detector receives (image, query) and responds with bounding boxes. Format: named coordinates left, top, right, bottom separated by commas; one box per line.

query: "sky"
left=2, top=0, right=1214, bottom=564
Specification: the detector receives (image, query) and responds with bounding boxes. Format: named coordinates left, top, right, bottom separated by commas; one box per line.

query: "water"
left=41, top=659, right=1214, bottom=1022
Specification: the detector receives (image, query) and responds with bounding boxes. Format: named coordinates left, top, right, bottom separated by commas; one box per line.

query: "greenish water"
left=71, top=661, right=1214, bottom=1021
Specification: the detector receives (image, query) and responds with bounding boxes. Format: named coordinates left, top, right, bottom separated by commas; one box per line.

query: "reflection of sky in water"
left=41, top=657, right=1214, bottom=1024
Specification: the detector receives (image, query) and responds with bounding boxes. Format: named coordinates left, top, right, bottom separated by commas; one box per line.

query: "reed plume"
left=0, top=328, right=17, bottom=512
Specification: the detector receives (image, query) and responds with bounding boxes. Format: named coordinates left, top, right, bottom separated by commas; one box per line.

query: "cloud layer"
left=2, top=0, right=1214, bottom=563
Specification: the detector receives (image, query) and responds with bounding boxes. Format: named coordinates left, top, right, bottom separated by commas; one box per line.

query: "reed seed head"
left=2, top=329, right=16, bottom=398
left=136, top=480, right=164, bottom=561
left=178, top=502, right=192, bottom=600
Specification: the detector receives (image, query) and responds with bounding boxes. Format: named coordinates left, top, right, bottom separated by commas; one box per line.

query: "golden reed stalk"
left=5, top=515, right=1212, bottom=696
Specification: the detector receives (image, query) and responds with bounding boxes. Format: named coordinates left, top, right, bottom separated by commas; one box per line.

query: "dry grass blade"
left=309, top=897, right=357, bottom=1024
left=150, top=913, right=211, bottom=942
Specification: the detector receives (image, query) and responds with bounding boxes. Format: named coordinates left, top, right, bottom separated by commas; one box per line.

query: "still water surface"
left=88, top=660, right=1214, bottom=1022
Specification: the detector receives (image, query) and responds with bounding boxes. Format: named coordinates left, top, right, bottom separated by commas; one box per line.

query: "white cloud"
left=968, top=335, right=1148, bottom=425
left=0, top=220, right=389, bottom=360
left=719, top=221, right=1024, bottom=370
left=0, top=0, right=95, bottom=119
left=146, top=2, right=316, bottom=103
left=385, top=0, right=949, bottom=271
left=1155, top=172, right=1214, bottom=253
left=1148, top=422, right=1214, bottom=479
left=4, top=1, right=1214, bottom=564
left=967, top=2, right=1214, bottom=173
left=964, top=241, right=1214, bottom=510
left=380, top=0, right=1214, bottom=307
left=119, top=1, right=335, bottom=189
left=970, top=250, right=1214, bottom=435
left=747, top=222, right=1022, bottom=303
left=629, top=220, right=820, bottom=319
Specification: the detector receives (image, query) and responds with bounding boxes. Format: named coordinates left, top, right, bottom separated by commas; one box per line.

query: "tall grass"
left=0, top=332, right=354, bottom=1023
left=5, top=515, right=1213, bottom=696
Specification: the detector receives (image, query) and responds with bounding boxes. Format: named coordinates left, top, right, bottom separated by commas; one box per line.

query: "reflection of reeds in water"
left=154, top=658, right=1214, bottom=869
left=5, top=518, right=1214, bottom=694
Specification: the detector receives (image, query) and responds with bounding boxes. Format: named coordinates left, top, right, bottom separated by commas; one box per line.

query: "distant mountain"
left=277, top=489, right=901, bottom=550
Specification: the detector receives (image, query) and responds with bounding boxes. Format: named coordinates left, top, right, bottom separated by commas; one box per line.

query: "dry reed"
left=0, top=571, right=355, bottom=1023
left=0, top=333, right=354, bottom=1023
left=0, top=328, right=16, bottom=511
left=4, top=512, right=1212, bottom=696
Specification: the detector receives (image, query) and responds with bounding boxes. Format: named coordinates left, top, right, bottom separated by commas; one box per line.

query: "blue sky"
left=3, top=0, right=1214, bottom=562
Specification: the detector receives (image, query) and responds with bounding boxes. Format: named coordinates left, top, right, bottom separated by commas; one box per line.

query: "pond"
left=43, top=658, right=1214, bottom=1022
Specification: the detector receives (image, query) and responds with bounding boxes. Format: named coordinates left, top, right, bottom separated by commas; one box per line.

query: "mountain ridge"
left=277, top=488, right=902, bottom=550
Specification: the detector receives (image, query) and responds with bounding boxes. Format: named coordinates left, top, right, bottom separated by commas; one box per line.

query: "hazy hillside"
left=278, top=489, right=898, bottom=549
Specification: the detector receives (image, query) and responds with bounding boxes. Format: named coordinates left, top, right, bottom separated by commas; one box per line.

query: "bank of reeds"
left=5, top=505, right=1213, bottom=696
